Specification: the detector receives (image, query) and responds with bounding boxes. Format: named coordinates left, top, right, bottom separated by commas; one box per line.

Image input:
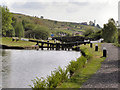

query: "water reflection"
left=2, top=49, right=81, bottom=88
left=2, top=50, right=11, bottom=88
left=0, top=49, right=2, bottom=89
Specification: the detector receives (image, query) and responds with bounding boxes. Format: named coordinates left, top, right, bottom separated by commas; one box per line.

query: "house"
left=80, top=22, right=88, bottom=25
left=73, top=31, right=83, bottom=36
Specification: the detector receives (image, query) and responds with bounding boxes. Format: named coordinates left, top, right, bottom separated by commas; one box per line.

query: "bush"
left=30, top=67, right=68, bottom=88
left=80, top=47, right=92, bottom=59
left=47, top=67, right=68, bottom=88
left=67, top=56, right=87, bottom=77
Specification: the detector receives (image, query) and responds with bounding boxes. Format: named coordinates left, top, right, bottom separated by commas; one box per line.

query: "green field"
left=1, top=37, right=58, bottom=47
left=1, top=37, right=36, bottom=47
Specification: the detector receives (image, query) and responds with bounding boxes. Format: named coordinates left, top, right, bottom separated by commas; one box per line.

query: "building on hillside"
left=73, top=31, right=83, bottom=36
left=80, top=22, right=88, bottom=25
left=70, top=23, right=80, bottom=25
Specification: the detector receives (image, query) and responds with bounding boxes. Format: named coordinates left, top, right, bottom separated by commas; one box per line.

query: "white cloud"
left=0, top=0, right=119, bottom=27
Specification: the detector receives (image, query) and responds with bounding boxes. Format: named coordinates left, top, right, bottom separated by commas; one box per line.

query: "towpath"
left=82, top=43, right=119, bottom=88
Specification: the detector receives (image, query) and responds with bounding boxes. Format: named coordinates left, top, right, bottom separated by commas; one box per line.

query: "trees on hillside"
left=1, top=6, right=14, bottom=37
left=102, top=18, right=117, bottom=43
left=25, top=25, right=50, bottom=40
left=83, top=29, right=94, bottom=37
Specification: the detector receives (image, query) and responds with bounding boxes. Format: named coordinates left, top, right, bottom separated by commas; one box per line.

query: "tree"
left=96, top=24, right=101, bottom=28
left=14, top=22, right=24, bottom=37
left=25, top=25, right=50, bottom=40
left=108, top=18, right=115, bottom=24
left=83, top=29, right=94, bottom=37
left=40, top=16, right=44, bottom=19
left=102, top=19, right=117, bottom=43
left=1, top=6, right=14, bottom=36
left=90, top=30, right=102, bottom=40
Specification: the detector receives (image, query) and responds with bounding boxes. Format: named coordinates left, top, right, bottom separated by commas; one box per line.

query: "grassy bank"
left=1, top=37, right=57, bottom=48
left=58, top=43, right=106, bottom=88
left=1, top=37, right=36, bottom=47
left=30, top=43, right=106, bottom=88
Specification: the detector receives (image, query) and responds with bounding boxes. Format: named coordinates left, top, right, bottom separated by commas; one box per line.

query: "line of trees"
left=1, top=6, right=50, bottom=39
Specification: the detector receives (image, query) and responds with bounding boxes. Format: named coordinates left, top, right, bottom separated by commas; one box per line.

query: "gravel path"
left=82, top=43, right=119, bottom=88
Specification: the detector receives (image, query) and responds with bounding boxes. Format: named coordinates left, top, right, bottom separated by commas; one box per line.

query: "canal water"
left=1, top=49, right=81, bottom=88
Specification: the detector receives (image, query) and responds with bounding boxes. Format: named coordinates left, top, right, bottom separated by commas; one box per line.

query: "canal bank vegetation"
left=30, top=43, right=106, bottom=88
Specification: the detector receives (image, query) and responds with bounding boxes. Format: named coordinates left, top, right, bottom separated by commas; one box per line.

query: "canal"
left=1, top=49, right=81, bottom=88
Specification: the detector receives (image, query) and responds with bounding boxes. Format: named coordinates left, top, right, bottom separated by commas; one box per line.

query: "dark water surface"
left=2, top=49, right=81, bottom=88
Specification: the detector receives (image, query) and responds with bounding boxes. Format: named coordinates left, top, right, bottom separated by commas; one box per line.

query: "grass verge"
left=58, top=43, right=106, bottom=88
left=1, top=37, right=57, bottom=48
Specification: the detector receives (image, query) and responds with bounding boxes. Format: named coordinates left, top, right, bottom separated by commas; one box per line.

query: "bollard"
left=103, top=47, right=107, bottom=57
left=95, top=44, right=98, bottom=51
left=90, top=43, right=92, bottom=48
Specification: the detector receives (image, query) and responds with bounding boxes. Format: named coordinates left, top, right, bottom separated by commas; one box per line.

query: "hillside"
left=12, top=13, right=101, bottom=38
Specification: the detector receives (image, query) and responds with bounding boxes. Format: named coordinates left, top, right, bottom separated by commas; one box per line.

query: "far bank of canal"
left=2, top=49, right=81, bottom=88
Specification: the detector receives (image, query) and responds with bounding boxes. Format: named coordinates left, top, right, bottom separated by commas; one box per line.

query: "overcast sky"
left=0, top=0, right=119, bottom=27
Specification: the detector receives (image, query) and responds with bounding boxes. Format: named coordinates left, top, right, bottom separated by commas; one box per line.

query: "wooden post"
left=84, top=42, right=86, bottom=45
left=52, top=44, right=54, bottom=50
left=90, top=43, right=92, bottom=48
left=62, top=44, right=64, bottom=50
left=76, top=41, right=78, bottom=46
left=58, top=43, right=60, bottom=50
left=68, top=44, right=70, bottom=51
left=47, top=40, right=49, bottom=50
left=50, top=44, right=52, bottom=50
left=36, top=41, right=39, bottom=45
left=103, top=47, right=107, bottom=57
left=41, top=43, right=44, bottom=50
left=95, top=44, right=98, bottom=51
left=65, top=44, right=67, bottom=51
left=12, top=37, right=15, bottom=41
left=56, top=43, right=60, bottom=50
left=68, top=47, right=70, bottom=51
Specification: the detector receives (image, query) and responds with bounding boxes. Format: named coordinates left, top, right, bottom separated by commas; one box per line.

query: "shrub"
left=47, top=67, right=68, bottom=88
left=67, top=56, right=87, bottom=77
left=80, top=47, right=92, bottom=59
left=30, top=67, right=68, bottom=88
